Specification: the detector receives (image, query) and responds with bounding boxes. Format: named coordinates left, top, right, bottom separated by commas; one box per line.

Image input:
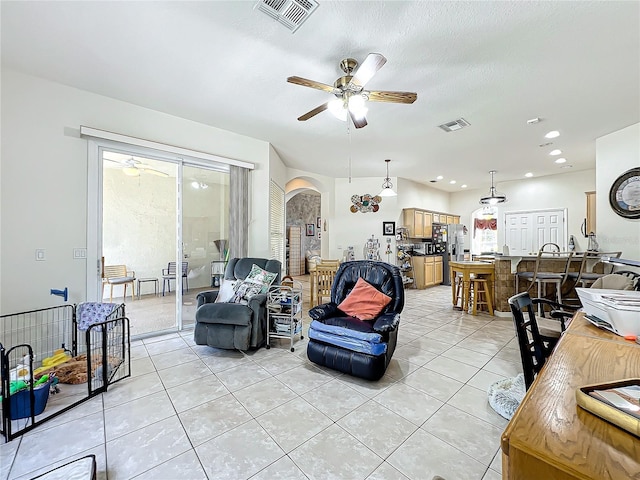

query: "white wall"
left=450, top=169, right=596, bottom=251
left=595, top=123, right=640, bottom=260
left=1, top=70, right=271, bottom=313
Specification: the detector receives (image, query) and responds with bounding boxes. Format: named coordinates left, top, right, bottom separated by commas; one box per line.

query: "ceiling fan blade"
left=287, top=76, right=336, bottom=94
left=137, top=165, right=169, bottom=177
left=367, top=90, right=417, bottom=104
left=298, top=103, right=329, bottom=121
left=350, top=53, right=387, bottom=88
left=349, top=110, right=368, bottom=129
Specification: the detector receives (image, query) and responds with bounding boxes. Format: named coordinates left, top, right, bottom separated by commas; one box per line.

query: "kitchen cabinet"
left=453, top=216, right=460, bottom=224
left=403, top=209, right=432, bottom=238
left=435, top=257, right=443, bottom=284
left=424, top=256, right=435, bottom=286
left=412, top=255, right=443, bottom=288
left=446, top=215, right=454, bottom=225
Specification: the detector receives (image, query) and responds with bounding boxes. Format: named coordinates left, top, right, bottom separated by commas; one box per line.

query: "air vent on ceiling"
left=257, top=0, right=319, bottom=32
left=438, top=118, right=470, bottom=132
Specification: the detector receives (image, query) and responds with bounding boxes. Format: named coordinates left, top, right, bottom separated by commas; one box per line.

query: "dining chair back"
left=508, top=292, right=556, bottom=389
left=314, top=261, right=340, bottom=307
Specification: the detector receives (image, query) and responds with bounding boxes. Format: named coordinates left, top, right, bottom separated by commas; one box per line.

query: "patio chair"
left=162, top=261, right=189, bottom=295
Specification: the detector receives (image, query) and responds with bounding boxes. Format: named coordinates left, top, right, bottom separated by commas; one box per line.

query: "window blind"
left=269, top=180, right=286, bottom=267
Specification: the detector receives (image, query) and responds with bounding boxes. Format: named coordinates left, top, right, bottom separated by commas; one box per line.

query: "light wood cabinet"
left=403, top=209, right=432, bottom=238
left=411, top=255, right=443, bottom=288
left=424, top=256, right=435, bottom=286
left=423, top=212, right=432, bottom=236
left=403, top=209, right=460, bottom=237
left=412, top=256, right=425, bottom=289
left=435, top=257, right=443, bottom=284
left=585, top=191, right=596, bottom=235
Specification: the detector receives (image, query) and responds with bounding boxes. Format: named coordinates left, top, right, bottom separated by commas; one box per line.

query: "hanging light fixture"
left=479, top=170, right=507, bottom=205
left=378, top=159, right=397, bottom=197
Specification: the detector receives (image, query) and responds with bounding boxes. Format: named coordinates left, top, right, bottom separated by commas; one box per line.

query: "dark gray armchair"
left=194, top=258, right=281, bottom=351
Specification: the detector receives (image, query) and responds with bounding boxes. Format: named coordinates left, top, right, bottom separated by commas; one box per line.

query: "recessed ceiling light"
left=545, top=130, right=560, bottom=139
left=436, top=175, right=444, bottom=180
left=561, top=164, right=573, bottom=169
left=555, top=157, right=567, bottom=164
left=549, top=149, right=562, bottom=156
left=525, top=172, right=533, bottom=177
left=449, top=180, right=456, bottom=184
left=461, top=184, right=467, bottom=188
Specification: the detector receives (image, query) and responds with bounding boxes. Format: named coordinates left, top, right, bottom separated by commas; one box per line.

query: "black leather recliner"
left=307, top=260, right=404, bottom=380
left=194, top=258, right=281, bottom=351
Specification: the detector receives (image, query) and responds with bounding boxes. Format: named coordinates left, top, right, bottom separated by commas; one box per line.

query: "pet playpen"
left=0, top=303, right=130, bottom=442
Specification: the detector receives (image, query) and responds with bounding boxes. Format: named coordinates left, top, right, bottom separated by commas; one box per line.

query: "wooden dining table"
left=449, top=260, right=495, bottom=315
left=501, top=312, right=640, bottom=479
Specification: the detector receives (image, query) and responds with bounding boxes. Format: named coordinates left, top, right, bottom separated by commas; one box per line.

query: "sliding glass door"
left=181, top=164, right=230, bottom=328
left=96, top=144, right=230, bottom=338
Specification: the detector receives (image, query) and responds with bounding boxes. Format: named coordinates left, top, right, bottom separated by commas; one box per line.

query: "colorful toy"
left=9, top=354, right=32, bottom=382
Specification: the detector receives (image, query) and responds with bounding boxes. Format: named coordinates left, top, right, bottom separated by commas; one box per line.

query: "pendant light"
left=479, top=170, right=507, bottom=205
left=379, top=159, right=397, bottom=197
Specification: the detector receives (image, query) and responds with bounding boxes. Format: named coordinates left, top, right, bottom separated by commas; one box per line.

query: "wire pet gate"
left=0, top=303, right=130, bottom=442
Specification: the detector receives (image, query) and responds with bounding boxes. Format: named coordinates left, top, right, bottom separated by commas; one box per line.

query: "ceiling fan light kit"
left=479, top=170, right=507, bottom=205
left=378, top=159, right=397, bottom=197
left=287, top=53, right=417, bottom=129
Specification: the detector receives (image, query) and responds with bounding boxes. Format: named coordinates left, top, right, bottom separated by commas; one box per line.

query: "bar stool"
left=453, top=272, right=465, bottom=309
left=470, top=277, right=494, bottom=315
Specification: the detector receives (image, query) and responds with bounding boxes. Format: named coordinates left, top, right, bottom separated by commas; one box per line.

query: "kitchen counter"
left=485, top=254, right=602, bottom=313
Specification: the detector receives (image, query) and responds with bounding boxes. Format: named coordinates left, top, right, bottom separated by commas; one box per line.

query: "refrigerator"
left=432, top=223, right=467, bottom=285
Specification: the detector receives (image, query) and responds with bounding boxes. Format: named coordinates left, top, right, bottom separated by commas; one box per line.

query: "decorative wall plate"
left=609, top=167, right=640, bottom=219
left=350, top=194, right=381, bottom=213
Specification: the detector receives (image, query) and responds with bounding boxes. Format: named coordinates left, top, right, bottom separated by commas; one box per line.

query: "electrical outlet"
left=35, top=249, right=46, bottom=261
left=73, top=248, right=87, bottom=259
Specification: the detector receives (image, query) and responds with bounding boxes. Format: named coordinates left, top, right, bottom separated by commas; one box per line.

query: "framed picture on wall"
left=306, top=224, right=315, bottom=236
left=383, top=221, right=396, bottom=236
left=316, top=216, right=322, bottom=228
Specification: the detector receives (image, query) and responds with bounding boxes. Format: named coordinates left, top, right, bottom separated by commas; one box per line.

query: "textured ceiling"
left=2, top=1, right=639, bottom=192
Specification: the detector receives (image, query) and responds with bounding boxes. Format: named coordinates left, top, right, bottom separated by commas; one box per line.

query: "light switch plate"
left=73, top=248, right=87, bottom=259
left=35, top=249, right=46, bottom=261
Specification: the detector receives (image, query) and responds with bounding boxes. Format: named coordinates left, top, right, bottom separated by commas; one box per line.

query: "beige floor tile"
left=289, top=424, right=382, bottom=480
left=387, top=429, right=487, bottom=480
left=373, top=382, right=444, bottom=426
left=257, top=397, right=333, bottom=452
left=179, top=393, right=252, bottom=446
left=338, top=401, right=418, bottom=458
left=195, top=420, right=284, bottom=479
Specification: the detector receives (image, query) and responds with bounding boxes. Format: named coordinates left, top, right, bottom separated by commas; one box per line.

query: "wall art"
left=350, top=194, right=381, bottom=213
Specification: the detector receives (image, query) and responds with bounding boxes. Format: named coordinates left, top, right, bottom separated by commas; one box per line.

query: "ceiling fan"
left=105, top=157, right=169, bottom=178
left=287, top=53, right=417, bottom=128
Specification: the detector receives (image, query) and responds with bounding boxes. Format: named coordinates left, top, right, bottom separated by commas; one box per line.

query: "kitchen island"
left=474, top=254, right=596, bottom=314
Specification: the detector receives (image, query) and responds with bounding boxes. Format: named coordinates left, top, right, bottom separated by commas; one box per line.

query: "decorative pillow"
left=231, top=264, right=278, bottom=303
left=337, top=277, right=392, bottom=321
left=214, top=280, right=237, bottom=303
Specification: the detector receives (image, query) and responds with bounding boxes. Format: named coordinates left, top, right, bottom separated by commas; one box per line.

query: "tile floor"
left=1, top=285, right=521, bottom=480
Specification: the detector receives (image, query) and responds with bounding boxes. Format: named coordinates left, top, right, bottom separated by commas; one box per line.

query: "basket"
left=9, top=381, right=51, bottom=420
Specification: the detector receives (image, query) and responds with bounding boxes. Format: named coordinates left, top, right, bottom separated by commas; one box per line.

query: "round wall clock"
left=609, top=167, right=640, bottom=219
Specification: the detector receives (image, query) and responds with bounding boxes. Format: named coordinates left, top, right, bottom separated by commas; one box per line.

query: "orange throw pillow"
left=337, top=277, right=392, bottom=321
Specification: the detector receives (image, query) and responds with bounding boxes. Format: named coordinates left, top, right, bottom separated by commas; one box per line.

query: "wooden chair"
left=313, top=260, right=340, bottom=307
left=102, top=263, right=135, bottom=302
